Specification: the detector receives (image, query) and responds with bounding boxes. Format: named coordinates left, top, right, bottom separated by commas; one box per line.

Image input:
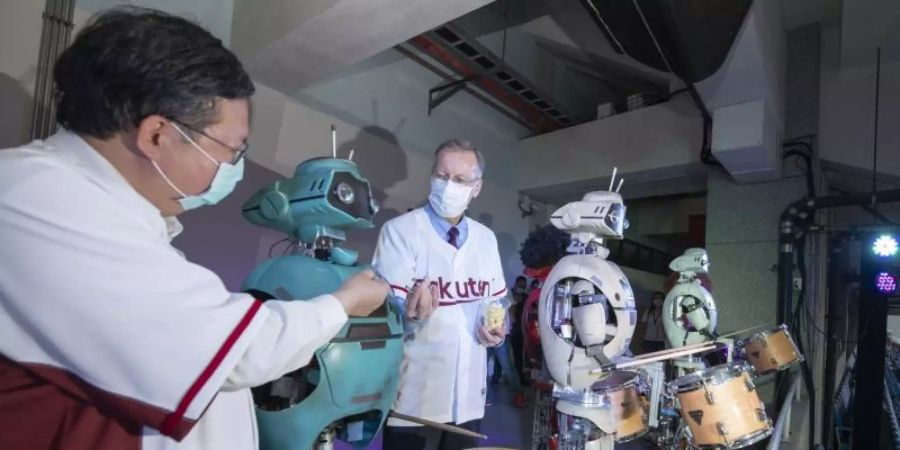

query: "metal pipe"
left=30, top=0, right=53, bottom=139
left=40, top=0, right=61, bottom=136
left=885, top=379, right=900, bottom=450
left=766, top=373, right=803, bottom=450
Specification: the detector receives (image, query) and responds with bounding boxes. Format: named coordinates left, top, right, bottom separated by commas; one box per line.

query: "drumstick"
left=389, top=412, right=488, bottom=439
left=718, top=324, right=769, bottom=339
left=589, top=343, right=719, bottom=374
left=627, top=340, right=717, bottom=360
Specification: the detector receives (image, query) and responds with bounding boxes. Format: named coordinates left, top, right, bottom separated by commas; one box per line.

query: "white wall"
left=76, top=0, right=235, bottom=45
left=0, top=1, right=230, bottom=149
left=696, top=0, right=786, bottom=129
left=820, top=25, right=900, bottom=179
left=250, top=49, right=532, bottom=286
left=517, top=95, right=703, bottom=192
left=1, top=2, right=532, bottom=292
left=0, top=1, right=43, bottom=148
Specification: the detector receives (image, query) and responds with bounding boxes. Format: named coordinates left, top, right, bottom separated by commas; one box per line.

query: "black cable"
left=873, top=47, right=881, bottom=205
left=666, top=87, right=689, bottom=100
left=831, top=189, right=900, bottom=225
left=784, top=142, right=813, bottom=156
left=793, top=237, right=818, bottom=450
left=784, top=148, right=816, bottom=199
left=268, top=238, right=290, bottom=257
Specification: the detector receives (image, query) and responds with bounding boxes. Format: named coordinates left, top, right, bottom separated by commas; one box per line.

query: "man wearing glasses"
left=373, top=140, right=508, bottom=450
left=0, top=7, right=387, bottom=450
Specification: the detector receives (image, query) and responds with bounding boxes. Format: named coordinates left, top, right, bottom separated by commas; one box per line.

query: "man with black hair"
left=0, top=8, right=387, bottom=450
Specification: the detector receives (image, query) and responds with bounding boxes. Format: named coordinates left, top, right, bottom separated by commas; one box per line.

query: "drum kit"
left=574, top=324, right=804, bottom=450
left=529, top=186, right=806, bottom=450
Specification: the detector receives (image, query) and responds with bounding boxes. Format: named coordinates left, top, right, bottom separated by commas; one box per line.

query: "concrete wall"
left=705, top=171, right=806, bottom=334
left=286, top=49, right=531, bottom=285
left=0, top=1, right=230, bottom=150
left=696, top=0, right=787, bottom=128
left=180, top=52, right=533, bottom=290
left=820, top=25, right=900, bottom=180
left=517, top=95, right=703, bottom=192
left=2, top=2, right=532, bottom=292
left=77, top=0, right=235, bottom=45
left=0, top=1, right=43, bottom=148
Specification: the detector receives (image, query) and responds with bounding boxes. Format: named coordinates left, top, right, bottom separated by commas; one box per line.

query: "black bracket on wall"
left=428, top=74, right=481, bottom=115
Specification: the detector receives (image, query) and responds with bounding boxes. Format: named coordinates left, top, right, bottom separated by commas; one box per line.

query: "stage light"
left=873, top=235, right=898, bottom=258
left=876, top=271, right=897, bottom=294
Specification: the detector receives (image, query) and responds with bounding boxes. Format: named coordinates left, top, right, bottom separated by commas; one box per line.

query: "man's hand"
left=405, top=279, right=439, bottom=320
left=333, top=270, right=389, bottom=317
left=477, top=324, right=506, bottom=347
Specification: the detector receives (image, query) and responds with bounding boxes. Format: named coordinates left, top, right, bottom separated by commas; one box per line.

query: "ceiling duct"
left=581, top=0, right=752, bottom=83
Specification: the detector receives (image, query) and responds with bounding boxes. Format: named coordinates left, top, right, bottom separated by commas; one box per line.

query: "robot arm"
left=570, top=280, right=608, bottom=349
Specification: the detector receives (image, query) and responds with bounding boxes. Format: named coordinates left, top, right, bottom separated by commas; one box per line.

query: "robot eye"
left=334, top=182, right=355, bottom=205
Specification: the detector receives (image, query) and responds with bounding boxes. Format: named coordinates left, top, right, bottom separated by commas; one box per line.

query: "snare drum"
left=591, top=370, right=649, bottom=443
left=737, top=324, right=803, bottom=375
left=668, top=361, right=772, bottom=449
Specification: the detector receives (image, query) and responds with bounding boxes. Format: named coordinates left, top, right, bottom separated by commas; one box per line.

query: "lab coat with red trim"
left=373, top=208, right=507, bottom=426
left=0, top=130, right=348, bottom=450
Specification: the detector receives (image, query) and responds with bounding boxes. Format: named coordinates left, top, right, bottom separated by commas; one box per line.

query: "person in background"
left=641, top=291, right=667, bottom=353
left=486, top=305, right=526, bottom=409
left=509, top=276, right=528, bottom=389
left=529, top=279, right=541, bottom=296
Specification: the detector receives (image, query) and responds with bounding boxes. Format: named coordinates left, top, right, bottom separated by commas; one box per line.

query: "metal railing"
left=606, top=238, right=675, bottom=275
left=886, top=336, right=900, bottom=450
left=766, top=373, right=803, bottom=450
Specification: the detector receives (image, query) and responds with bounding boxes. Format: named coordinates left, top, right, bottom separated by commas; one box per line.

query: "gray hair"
left=433, top=139, right=485, bottom=178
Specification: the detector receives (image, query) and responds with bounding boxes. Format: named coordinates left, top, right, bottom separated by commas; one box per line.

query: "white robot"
left=662, top=248, right=718, bottom=349
left=538, top=183, right=638, bottom=450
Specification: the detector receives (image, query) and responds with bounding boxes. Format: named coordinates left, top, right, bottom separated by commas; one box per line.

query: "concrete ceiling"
left=230, top=0, right=496, bottom=93
left=781, top=0, right=842, bottom=30
left=520, top=163, right=709, bottom=206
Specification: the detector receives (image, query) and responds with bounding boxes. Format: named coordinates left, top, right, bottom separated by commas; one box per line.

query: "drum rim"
left=615, top=426, right=649, bottom=443
left=553, top=386, right=613, bottom=408
left=700, top=424, right=773, bottom=450
left=737, top=323, right=790, bottom=346
left=668, top=361, right=752, bottom=392
left=735, top=325, right=805, bottom=374
left=592, top=370, right=641, bottom=393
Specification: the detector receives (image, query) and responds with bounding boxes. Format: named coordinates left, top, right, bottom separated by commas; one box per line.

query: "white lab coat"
left=373, top=208, right=506, bottom=426
left=0, top=130, right=347, bottom=449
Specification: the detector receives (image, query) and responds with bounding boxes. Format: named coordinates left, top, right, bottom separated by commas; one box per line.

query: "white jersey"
left=0, top=130, right=347, bottom=450
left=373, top=208, right=506, bottom=425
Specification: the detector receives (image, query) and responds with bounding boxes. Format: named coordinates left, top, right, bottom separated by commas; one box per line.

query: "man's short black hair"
left=53, top=7, right=255, bottom=139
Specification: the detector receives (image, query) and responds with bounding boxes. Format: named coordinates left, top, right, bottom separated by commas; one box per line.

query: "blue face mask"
left=153, top=124, right=244, bottom=211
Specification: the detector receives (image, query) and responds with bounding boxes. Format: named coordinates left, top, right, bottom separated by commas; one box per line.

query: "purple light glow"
left=876, top=272, right=897, bottom=294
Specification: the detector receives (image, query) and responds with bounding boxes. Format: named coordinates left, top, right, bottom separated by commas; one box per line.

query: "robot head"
left=550, top=191, right=628, bottom=240
left=243, top=158, right=379, bottom=243
left=669, top=248, right=710, bottom=274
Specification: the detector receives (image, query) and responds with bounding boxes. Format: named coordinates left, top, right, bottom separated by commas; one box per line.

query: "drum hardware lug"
left=717, top=422, right=730, bottom=443
left=745, top=378, right=756, bottom=392
left=759, top=338, right=768, bottom=348
left=704, top=387, right=715, bottom=405
left=756, top=408, right=767, bottom=423
left=770, top=357, right=779, bottom=367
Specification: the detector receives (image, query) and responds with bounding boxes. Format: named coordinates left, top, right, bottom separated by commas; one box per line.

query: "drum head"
left=670, top=361, right=750, bottom=392
left=592, top=370, right=639, bottom=392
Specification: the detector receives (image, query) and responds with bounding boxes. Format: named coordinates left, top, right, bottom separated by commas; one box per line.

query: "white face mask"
left=429, top=177, right=474, bottom=218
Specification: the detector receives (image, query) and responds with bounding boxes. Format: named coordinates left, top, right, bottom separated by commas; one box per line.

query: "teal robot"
left=241, top=154, right=404, bottom=450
